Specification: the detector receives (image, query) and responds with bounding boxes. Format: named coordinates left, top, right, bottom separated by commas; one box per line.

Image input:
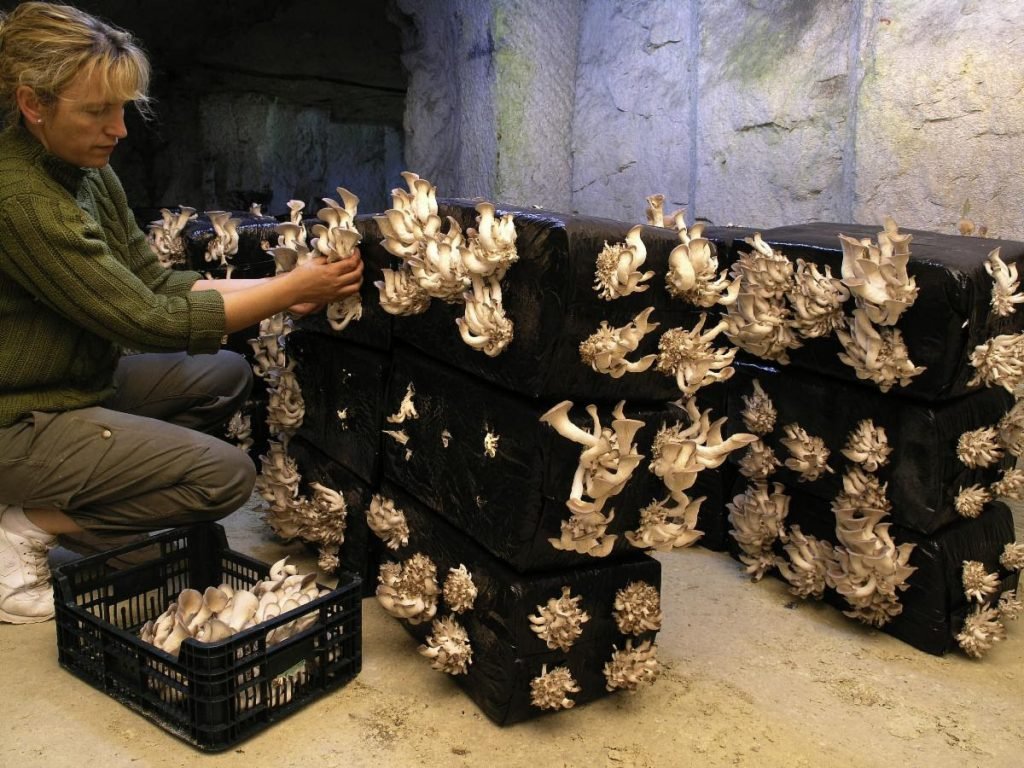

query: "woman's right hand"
left=286, top=249, right=364, bottom=306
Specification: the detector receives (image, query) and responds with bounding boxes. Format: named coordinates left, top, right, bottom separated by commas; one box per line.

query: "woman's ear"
left=15, top=85, right=44, bottom=125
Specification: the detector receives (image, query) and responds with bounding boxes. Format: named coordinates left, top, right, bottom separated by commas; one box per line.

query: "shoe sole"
left=0, top=605, right=54, bottom=624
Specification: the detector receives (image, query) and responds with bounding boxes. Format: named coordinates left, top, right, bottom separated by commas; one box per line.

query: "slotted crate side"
left=53, top=523, right=362, bottom=752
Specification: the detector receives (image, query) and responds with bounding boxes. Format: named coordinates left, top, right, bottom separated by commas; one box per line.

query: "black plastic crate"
left=52, top=523, right=361, bottom=751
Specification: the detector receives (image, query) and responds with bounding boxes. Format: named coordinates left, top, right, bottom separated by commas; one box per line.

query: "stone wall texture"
left=399, top=0, right=1024, bottom=239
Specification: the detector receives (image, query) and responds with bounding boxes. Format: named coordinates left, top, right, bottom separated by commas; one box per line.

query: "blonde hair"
left=0, top=2, right=151, bottom=126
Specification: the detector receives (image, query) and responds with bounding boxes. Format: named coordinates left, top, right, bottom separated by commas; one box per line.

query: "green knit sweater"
left=0, top=124, right=226, bottom=427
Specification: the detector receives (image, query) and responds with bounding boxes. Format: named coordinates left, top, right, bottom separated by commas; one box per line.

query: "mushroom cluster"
left=313, top=188, right=364, bottom=331
left=374, top=172, right=518, bottom=356
left=779, top=423, right=833, bottom=482
left=442, top=564, right=478, bottom=614
left=955, top=549, right=1023, bottom=659
left=203, top=210, right=241, bottom=271
left=969, top=333, right=1024, bottom=393
left=984, top=248, right=1024, bottom=317
left=776, top=525, right=835, bottom=599
left=740, top=379, right=778, bottom=436
left=603, top=639, right=660, bottom=692
left=528, top=586, right=591, bottom=652
left=376, top=553, right=440, bottom=625
left=838, top=218, right=918, bottom=326
left=579, top=307, right=659, bottom=378
left=366, top=494, right=411, bottom=551
left=727, top=481, right=790, bottom=580
left=612, top=581, right=663, bottom=635
left=836, top=308, right=925, bottom=392
left=840, top=419, right=891, bottom=472
left=529, top=664, right=581, bottom=711
left=655, top=314, right=738, bottom=397
left=593, top=225, right=655, bottom=300
left=664, top=212, right=731, bottom=308
left=788, top=258, right=849, bottom=338
left=140, top=557, right=326, bottom=656
left=147, top=205, right=196, bottom=267
left=540, top=400, right=645, bottom=557
left=418, top=615, right=473, bottom=675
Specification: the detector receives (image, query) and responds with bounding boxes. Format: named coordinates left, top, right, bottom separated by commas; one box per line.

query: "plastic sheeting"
left=727, top=362, right=1013, bottom=534
left=377, top=479, right=661, bottom=725
left=737, top=222, right=1024, bottom=401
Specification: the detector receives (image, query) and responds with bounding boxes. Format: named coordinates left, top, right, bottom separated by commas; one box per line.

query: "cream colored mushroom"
left=645, top=193, right=666, bottom=227
left=962, top=560, right=1001, bottom=603
left=457, top=274, right=514, bottom=356
left=738, top=439, right=782, bottom=481
left=787, top=258, right=849, bottom=338
left=366, top=494, right=411, bottom=551
left=722, top=291, right=802, bottom=364
left=528, top=586, right=590, bottom=652
left=578, top=307, right=660, bottom=378
left=418, top=615, right=473, bottom=675
left=727, top=481, right=790, bottom=580
left=665, top=216, right=729, bottom=308
left=612, top=581, right=663, bottom=635
left=955, top=485, right=991, bottom=518
left=780, top=423, right=833, bottom=482
left=147, top=205, right=196, bottom=267
left=225, top=410, right=254, bottom=454
left=375, top=267, right=432, bottom=316
left=836, top=308, right=925, bottom=392
left=740, top=379, right=777, bottom=437
left=998, top=590, right=1023, bottom=620
left=777, top=525, right=836, bottom=600
left=386, top=383, right=419, bottom=424
left=997, top=399, right=1024, bottom=457
left=992, top=468, right=1024, bottom=500
left=442, top=565, right=477, bottom=614
left=603, top=639, right=660, bottom=693
left=984, top=247, right=1024, bottom=317
left=462, top=201, right=518, bottom=281
left=203, top=210, right=240, bottom=267
left=655, top=314, right=738, bottom=397
left=1000, top=542, right=1024, bottom=571
left=956, top=605, right=1006, bottom=659
left=375, top=554, right=440, bottom=625
left=838, top=217, right=918, bottom=326
left=625, top=495, right=703, bottom=551
left=530, top=664, right=581, bottom=711
left=593, top=225, right=655, bottom=300
left=968, top=333, right=1024, bottom=393
left=957, top=426, right=1004, bottom=469
left=841, top=419, right=892, bottom=472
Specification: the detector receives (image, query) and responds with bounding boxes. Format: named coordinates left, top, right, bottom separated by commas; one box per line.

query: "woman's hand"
left=286, top=249, right=364, bottom=307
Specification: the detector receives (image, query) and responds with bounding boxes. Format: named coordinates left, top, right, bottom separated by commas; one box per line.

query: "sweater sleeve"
left=0, top=191, right=225, bottom=355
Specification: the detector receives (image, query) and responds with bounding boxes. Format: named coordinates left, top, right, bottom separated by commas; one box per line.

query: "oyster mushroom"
left=418, top=615, right=473, bottom=675
left=727, top=481, right=790, bottom=580
left=612, top=581, right=663, bottom=635
left=579, top=307, right=660, bottom=378
left=365, top=495, right=409, bottom=553
left=722, top=290, right=802, bottom=364
left=735, top=233, right=796, bottom=299
left=998, top=589, right=1023, bottom=620
left=386, top=382, right=419, bottom=424
left=840, top=419, right=892, bottom=471
left=836, top=308, right=925, bottom=392
left=740, top=379, right=777, bottom=437
left=375, top=553, right=440, bottom=625
left=962, top=560, right=1001, bottom=603
left=528, top=586, right=590, bottom=652
left=375, top=267, right=432, bottom=316
left=442, top=564, right=477, bottom=614
left=625, top=495, right=704, bottom=551
left=593, top=225, right=655, bottom=300
left=737, top=439, right=782, bottom=481
left=787, top=258, right=849, bottom=338
left=955, top=485, right=991, bottom=519
left=984, top=247, right=1024, bottom=317
left=204, top=210, right=240, bottom=266
left=777, top=525, right=836, bottom=600
left=991, top=468, right=1024, bottom=500
left=147, top=205, right=196, bottom=267
left=457, top=274, right=514, bottom=356
left=1000, top=542, right=1024, bottom=571
left=530, top=664, right=581, bottom=711
left=226, top=410, right=254, bottom=454
left=603, top=639, right=661, bottom=693
left=665, top=214, right=729, bottom=308
left=463, top=201, right=518, bottom=280
left=780, top=423, right=833, bottom=482
left=996, top=399, right=1024, bottom=457
left=645, top=193, right=666, bottom=227
left=957, top=426, right=1004, bottom=469
left=838, top=217, right=918, bottom=326
left=655, top=314, right=738, bottom=397
left=956, top=605, right=1006, bottom=659
left=968, top=333, right=1024, bottom=393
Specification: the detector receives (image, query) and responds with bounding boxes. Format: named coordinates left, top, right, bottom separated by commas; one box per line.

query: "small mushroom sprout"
left=530, top=665, right=581, bottom=711
left=955, top=485, right=991, bottom=519
left=787, top=258, right=849, bottom=338
left=984, top=247, right=1024, bottom=316
left=956, top=605, right=1006, bottom=659
left=740, top=379, right=777, bottom=437
left=968, top=333, right=1024, bottom=394
left=777, top=525, right=835, bottom=600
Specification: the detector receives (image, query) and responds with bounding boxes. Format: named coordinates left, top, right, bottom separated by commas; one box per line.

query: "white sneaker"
left=0, top=506, right=57, bottom=624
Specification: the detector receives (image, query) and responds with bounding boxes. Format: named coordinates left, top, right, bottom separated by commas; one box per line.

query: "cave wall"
left=398, top=0, right=1024, bottom=240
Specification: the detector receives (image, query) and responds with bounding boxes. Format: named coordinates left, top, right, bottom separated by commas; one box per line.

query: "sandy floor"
left=2, top=501, right=1022, bottom=768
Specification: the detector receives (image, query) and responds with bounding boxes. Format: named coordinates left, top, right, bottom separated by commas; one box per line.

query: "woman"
left=0, top=2, right=363, bottom=623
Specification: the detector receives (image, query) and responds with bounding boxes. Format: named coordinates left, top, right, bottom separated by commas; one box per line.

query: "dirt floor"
left=2, top=498, right=1022, bottom=768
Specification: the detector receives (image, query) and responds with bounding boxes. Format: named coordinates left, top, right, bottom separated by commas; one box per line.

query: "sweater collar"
left=3, top=123, right=90, bottom=193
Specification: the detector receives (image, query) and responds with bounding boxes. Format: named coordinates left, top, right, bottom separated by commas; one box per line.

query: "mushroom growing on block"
left=740, top=379, right=777, bottom=437
left=612, top=581, right=663, bottom=635
left=603, top=639, right=660, bottom=693
left=968, top=333, right=1024, bottom=393
left=442, top=564, right=478, bottom=614
left=838, top=217, right=918, bottom=326
left=366, top=494, right=411, bottom=551
left=984, top=247, right=1024, bottom=317
left=955, top=485, right=992, bottom=519
left=593, top=225, right=655, bottom=300
left=376, top=553, right=440, bottom=625
left=956, top=605, right=1007, bottom=659
left=311, top=188, right=363, bottom=331
left=962, top=560, right=1001, bottom=603
left=665, top=213, right=729, bottom=308
left=840, top=419, right=892, bottom=472
left=776, top=525, right=835, bottom=599
left=418, top=615, right=473, bottom=674
left=457, top=274, right=515, bottom=357
left=578, top=307, right=660, bottom=378
left=530, top=665, right=581, bottom=711
left=528, top=586, right=590, bottom=652
left=779, top=423, right=833, bottom=482
left=727, top=481, right=790, bottom=580
left=147, top=205, right=196, bottom=267
left=836, top=308, right=925, bottom=392
left=957, top=426, right=1004, bottom=469
left=204, top=210, right=240, bottom=267
left=787, top=258, right=849, bottom=338
left=655, top=314, right=738, bottom=397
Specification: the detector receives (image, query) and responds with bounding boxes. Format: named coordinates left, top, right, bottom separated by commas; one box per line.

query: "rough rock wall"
left=399, top=0, right=1024, bottom=239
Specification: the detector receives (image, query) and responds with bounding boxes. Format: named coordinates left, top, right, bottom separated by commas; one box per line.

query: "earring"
left=36, top=118, right=43, bottom=124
